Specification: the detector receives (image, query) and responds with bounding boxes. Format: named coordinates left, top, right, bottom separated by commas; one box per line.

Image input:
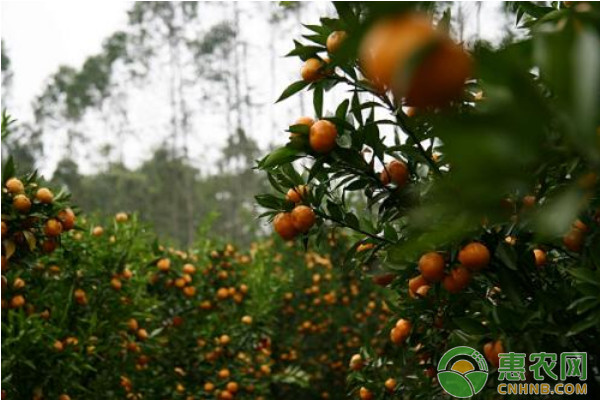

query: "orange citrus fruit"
left=458, top=242, right=490, bottom=271
left=57, top=208, right=76, bottom=230
left=44, top=219, right=63, bottom=237
left=380, top=160, right=409, bottom=188
left=273, top=212, right=298, bottom=240
left=326, top=31, right=347, bottom=54
left=13, top=194, right=31, bottom=213
left=309, top=120, right=338, bottom=153
left=533, top=248, right=547, bottom=267
left=286, top=185, right=308, bottom=203
left=35, top=188, right=54, bottom=204
left=418, top=252, right=445, bottom=282
left=301, top=58, right=325, bottom=82
left=291, top=205, right=316, bottom=233
left=6, top=178, right=25, bottom=194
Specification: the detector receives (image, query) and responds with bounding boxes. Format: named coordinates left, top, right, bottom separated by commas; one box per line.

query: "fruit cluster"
left=2, top=208, right=387, bottom=399
left=2, top=175, right=76, bottom=311
left=273, top=185, right=316, bottom=240
left=257, top=2, right=600, bottom=399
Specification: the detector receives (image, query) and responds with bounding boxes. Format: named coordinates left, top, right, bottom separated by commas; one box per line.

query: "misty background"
left=1, top=2, right=513, bottom=246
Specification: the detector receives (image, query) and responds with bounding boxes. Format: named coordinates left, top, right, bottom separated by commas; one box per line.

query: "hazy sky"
left=2, top=1, right=130, bottom=115
left=1, top=1, right=332, bottom=175
left=1, top=1, right=511, bottom=176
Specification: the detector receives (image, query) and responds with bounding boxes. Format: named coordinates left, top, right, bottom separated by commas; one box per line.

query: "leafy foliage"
left=2, top=117, right=386, bottom=398
left=256, top=2, right=600, bottom=398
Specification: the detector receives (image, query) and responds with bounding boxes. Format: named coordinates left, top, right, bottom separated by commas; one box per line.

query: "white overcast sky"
left=1, top=1, right=130, bottom=115
left=0, top=1, right=511, bottom=176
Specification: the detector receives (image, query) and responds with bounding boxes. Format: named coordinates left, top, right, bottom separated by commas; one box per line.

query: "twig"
left=377, top=94, right=442, bottom=176
left=332, top=73, right=442, bottom=176
left=314, top=209, right=394, bottom=245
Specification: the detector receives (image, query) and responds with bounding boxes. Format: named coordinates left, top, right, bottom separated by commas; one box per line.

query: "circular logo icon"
left=437, top=346, right=489, bottom=398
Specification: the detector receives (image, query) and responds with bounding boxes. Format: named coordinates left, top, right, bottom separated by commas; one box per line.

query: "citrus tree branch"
left=314, top=209, right=394, bottom=245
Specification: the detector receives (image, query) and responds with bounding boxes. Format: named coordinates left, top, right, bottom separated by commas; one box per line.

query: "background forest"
left=1, top=2, right=513, bottom=247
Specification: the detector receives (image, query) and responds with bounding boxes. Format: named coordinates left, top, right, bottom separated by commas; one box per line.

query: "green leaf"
left=383, top=224, right=398, bottom=242
left=332, top=2, right=355, bottom=25
left=492, top=305, right=518, bottom=329
left=518, top=2, right=554, bottom=19
left=566, top=315, right=598, bottom=336
left=335, top=99, right=350, bottom=120
left=497, top=268, right=523, bottom=306
left=307, top=158, right=326, bottom=182
left=313, top=85, right=324, bottom=118
left=255, top=194, right=286, bottom=210
left=302, top=34, right=327, bottom=46
left=267, top=173, right=285, bottom=193
left=286, top=44, right=324, bottom=58
left=351, top=92, right=363, bottom=125
left=281, top=163, right=304, bottom=186
left=345, top=213, right=360, bottom=229
left=258, top=146, right=303, bottom=169
left=276, top=80, right=309, bottom=103
left=2, top=156, right=15, bottom=184
left=344, top=179, right=367, bottom=192
left=288, top=124, right=310, bottom=136
left=303, top=24, right=327, bottom=35
left=573, top=27, right=600, bottom=162
left=567, top=296, right=600, bottom=315
left=568, top=268, right=600, bottom=287
left=495, top=242, right=518, bottom=271
left=534, top=187, right=582, bottom=238
left=326, top=200, right=344, bottom=221
left=453, top=317, right=488, bottom=335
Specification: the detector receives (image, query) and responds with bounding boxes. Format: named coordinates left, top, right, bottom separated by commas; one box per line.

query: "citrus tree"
left=2, top=105, right=387, bottom=399
left=1, top=112, right=77, bottom=313
left=2, top=208, right=386, bottom=399
left=256, top=2, right=600, bottom=398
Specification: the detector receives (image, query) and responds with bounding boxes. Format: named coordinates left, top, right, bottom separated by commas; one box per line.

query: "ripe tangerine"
left=380, top=160, right=409, bottom=188
left=533, top=249, right=547, bottom=267
left=286, top=185, right=308, bottom=203
left=115, top=212, right=129, bottom=222
left=408, top=274, right=429, bottom=293
left=13, top=194, right=31, bottom=213
left=5, top=177, right=25, bottom=194
left=359, top=387, right=373, bottom=400
left=309, top=120, right=338, bottom=153
left=10, top=294, right=25, bottom=308
left=326, top=30, right=347, bottom=54
left=157, top=258, right=171, bottom=272
left=57, top=208, right=76, bottom=230
left=301, top=58, right=325, bottom=82
left=360, top=14, right=436, bottom=92
left=273, top=212, right=298, bottom=240
left=563, top=228, right=584, bottom=252
left=418, top=252, right=445, bottom=282
left=44, top=219, right=63, bottom=237
left=483, top=340, right=504, bottom=368
left=403, top=37, right=471, bottom=107
left=291, top=205, right=316, bottom=233
left=35, top=188, right=54, bottom=204
left=458, top=242, right=490, bottom=270
left=384, top=378, right=397, bottom=392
